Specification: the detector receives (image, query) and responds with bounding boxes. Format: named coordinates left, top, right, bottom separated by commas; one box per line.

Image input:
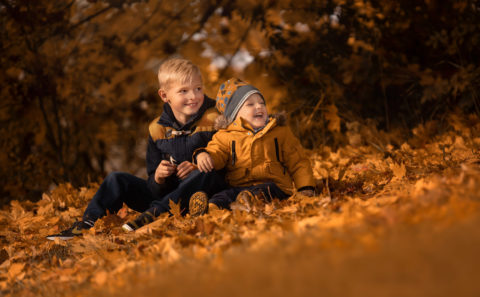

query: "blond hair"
left=157, top=58, right=202, bottom=90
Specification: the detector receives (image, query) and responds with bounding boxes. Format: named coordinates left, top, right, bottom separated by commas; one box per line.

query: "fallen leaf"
left=93, top=270, right=108, bottom=286
left=169, top=199, right=182, bottom=217
left=390, top=162, right=406, bottom=181
left=8, top=263, right=25, bottom=281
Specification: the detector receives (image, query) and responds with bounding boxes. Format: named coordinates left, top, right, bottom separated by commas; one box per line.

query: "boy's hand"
left=176, top=161, right=197, bottom=180
left=197, top=152, right=214, bottom=172
left=299, top=189, right=315, bottom=197
left=155, top=160, right=176, bottom=183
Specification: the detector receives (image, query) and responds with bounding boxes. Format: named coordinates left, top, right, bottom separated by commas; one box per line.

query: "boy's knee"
left=104, top=172, right=129, bottom=184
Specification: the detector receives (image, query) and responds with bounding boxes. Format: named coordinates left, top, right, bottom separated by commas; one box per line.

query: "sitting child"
left=195, top=78, right=315, bottom=211
left=47, top=58, right=227, bottom=240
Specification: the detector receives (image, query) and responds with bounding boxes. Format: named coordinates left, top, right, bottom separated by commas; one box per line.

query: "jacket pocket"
left=266, top=162, right=293, bottom=194
left=227, top=167, right=248, bottom=182
left=267, top=162, right=286, bottom=176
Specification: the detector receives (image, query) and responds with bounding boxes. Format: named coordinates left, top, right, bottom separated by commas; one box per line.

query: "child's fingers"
left=157, top=171, right=171, bottom=179
left=177, top=161, right=194, bottom=172
left=176, top=161, right=196, bottom=179
left=201, top=156, right=213, bottom=171
left=199, top=161, right=211, bottom=173
left=177, top=171, right=187, bottom=179
left=176, top=167, right=190, bottom=178
left=197, top=161, right=205, bottom=172
left=156, top=164, right=176, bottom=178
left=177, top=161, right=192, bottom=171
left=202, top=160, right=213, bottom=172
left=160, top=160, right=175, bottom=168
left=206, top=157, right=214, bottom=170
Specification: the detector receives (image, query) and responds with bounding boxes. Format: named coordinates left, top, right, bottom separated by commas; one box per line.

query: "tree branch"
left=218, top=22, right=253, bottom=79
left=69, top=5, right=114, bottom=31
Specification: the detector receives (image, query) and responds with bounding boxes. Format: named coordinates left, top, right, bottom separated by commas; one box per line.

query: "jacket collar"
left=158, top=96, right=216, bottom=130
left=228, top=116, right=278, bottom=134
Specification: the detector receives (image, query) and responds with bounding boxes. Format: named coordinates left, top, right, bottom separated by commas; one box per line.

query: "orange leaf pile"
left=1, top=115, right=480, bottom=297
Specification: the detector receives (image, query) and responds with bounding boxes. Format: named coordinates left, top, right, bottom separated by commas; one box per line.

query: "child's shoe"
left=122, top=211, right=154, bottom=232
left=234, top=190, right=265, bottom=212
left=189, top=191, right=208, bottom=217
left=46, top=220, right=94, bottom=240
left=208, top=202, right=220, bottom=211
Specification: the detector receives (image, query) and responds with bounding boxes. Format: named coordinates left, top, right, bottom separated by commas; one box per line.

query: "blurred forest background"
left=1, top=0, right=479, bottom=205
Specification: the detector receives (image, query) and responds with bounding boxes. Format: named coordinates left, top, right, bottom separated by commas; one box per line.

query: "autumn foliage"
left=1, top=114, right=480, bottom=296
left=1, top=0, right=479, bottom=204
left=1, top=1, right=480, bottom=296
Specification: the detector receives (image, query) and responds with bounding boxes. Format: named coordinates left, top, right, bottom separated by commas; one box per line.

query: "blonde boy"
left=47, top=58, right=226, bottom=239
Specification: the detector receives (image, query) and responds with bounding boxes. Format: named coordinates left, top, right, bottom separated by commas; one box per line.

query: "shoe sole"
left=122, top=223, right=134, bottom=232
left=46, top=235, right=75, bottom=241
left=189, top=192, right=208, bottom=217
left=235, top=190, right=266, bottom=213
left=234, top=190, right=254, bottom=212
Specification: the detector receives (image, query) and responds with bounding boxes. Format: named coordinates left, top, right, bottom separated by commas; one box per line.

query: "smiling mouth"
left=254, top=114, right=264, bottom=118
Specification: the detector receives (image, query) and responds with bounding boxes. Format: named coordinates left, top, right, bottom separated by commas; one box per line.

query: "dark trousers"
left=83, top=170, right=227, bottom=222
left=209, top=182, right=289, bottom=209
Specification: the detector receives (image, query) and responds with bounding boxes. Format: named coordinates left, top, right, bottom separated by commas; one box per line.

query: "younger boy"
left=195, top=78, right=315, bottom=210
left=47, top=58, right=226, bottom=240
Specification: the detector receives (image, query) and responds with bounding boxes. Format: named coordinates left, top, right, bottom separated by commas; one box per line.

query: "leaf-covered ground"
left=1, top=114, right=480, bottom=297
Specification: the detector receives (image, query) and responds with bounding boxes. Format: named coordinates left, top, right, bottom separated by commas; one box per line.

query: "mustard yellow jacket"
left=199, top=114, right=315, bottom=195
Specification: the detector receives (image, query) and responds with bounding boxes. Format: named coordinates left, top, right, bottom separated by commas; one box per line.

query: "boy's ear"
left=158, top=89, right=168, bottom=103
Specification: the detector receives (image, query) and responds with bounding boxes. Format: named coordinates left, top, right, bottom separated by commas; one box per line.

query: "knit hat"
left=216, top=78, right=263, bottom=122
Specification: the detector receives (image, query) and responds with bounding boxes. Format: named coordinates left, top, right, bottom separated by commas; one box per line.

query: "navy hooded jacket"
left=146, top=97, right=218, bottom=198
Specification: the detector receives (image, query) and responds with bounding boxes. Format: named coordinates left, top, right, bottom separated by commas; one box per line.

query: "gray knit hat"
left=216, top=78, right=264, bottom=122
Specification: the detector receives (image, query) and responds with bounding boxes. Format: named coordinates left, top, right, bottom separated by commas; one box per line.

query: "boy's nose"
left=186, top=90, right=196, bottom=100
left=190, top=89, right=202, bottom=100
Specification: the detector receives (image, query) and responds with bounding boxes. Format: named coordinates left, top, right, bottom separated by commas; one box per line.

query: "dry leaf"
left=8, top=263, right=25, bottom=281
left=390, top=162, right=406, bottom=181
left=93, top=270, right=108, bottom=286
left=117, top=204, right=129, bottom=219
left=325, top=104, right=341, bottom=132
left=169, top=199, right=182, bottom=217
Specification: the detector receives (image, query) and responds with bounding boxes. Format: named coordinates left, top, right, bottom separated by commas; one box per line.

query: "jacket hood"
left=214, top=112, right=287, bottom=130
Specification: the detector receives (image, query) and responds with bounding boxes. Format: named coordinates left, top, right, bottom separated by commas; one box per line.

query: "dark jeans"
left=209, top=182, right=289, bottom=209
left=83, top=170, right=227, bottom=222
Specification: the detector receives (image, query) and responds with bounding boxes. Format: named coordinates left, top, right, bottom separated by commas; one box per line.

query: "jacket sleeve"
left=204, top=131, right=231, bottom=171
left=146, top=136, right=175, bottom=197
left=281, top=127, right=316, bottom=190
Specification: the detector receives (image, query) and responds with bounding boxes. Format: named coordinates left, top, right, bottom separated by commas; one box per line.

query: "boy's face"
left=236, top=93, right=268, bottom=129
left=158, top=74, right=204, bottom=125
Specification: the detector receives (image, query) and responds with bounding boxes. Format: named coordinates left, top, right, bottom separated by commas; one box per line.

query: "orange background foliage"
left=1, top=0, right=479, bottom=204
left=1, top=1, right=480, bottom=295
